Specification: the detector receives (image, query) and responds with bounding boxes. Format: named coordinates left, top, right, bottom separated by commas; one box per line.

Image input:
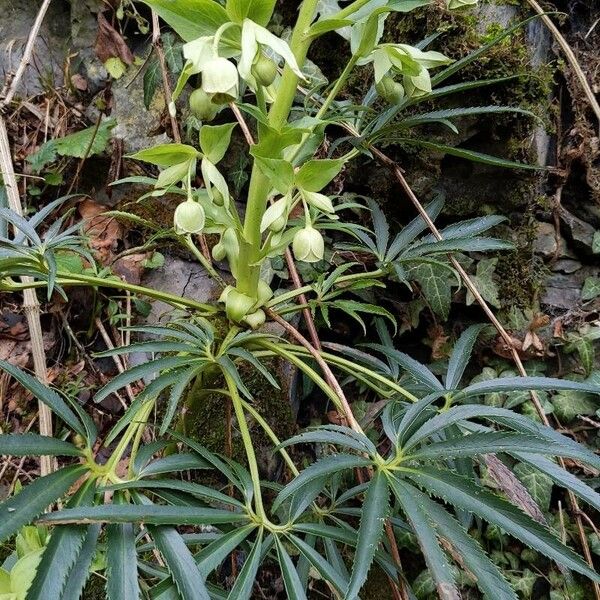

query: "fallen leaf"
left=95, top=12, right=134, bottom=65
left=79, top=199, right=123, bottom=266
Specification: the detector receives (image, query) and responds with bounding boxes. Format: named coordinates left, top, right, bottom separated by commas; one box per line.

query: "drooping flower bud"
left=174, top=200, right=206, bottom=234
left=403, top=67, right=432, bottom=98
left=269, top=214, right=286, bottom=233
left=252, top=53, right=278, bottom=87
left=292, top=226, right=324, bottom=263
left=211, top=187, right=225, bottom=206
left=226, top=289, right=255, bottom=322
left=212, top=241, right=226, bottom=261
left=375, top=75, right=405, bottom=104
left=245, top=309, right=266, bottom=329
left=189, top=88, right=218, bottom=121
left=202, top=57, right=239, bottom=104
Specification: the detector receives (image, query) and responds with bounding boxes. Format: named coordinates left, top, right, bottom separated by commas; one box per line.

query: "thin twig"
left=151, top=10, right=181, bottom=144
left=525, top=0, right=600, bottom=131
left=94, top=317, right=134, bottom=408
left=0, top=118, right=54, bottom=476
left=0, top=0, right=52, bottom=107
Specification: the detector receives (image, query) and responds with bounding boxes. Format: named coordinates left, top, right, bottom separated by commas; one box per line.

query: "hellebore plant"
left=0, top=1, right=599, bottom=599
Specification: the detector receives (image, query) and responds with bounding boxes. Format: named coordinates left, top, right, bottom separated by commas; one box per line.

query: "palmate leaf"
left=106, top=493, right=140, bottom=600
left=0, top=465, right=87, bottom=543
left=273, top=455, right=372, bottom=513
left=408, top=467, right=600, bottom=582
left=27, top=478, right=96, bottom=600
left=345, top=470, right=390, bottom=599
left=400, top=481, right=518, bottom=600
left=0, top=434, right=82, bottom=457
left=390, top=478, right=460, bottom=600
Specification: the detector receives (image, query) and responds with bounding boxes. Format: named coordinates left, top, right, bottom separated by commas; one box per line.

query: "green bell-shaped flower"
left=225, top=289, right=255, bottom=322
left=293, top=226, right=324, bottom=263
left=174, top=200, right=206, bottom=234
left=202, top=57, right=239, bottom=103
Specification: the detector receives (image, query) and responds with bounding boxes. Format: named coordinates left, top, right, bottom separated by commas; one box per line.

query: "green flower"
left=189, top=88, right=219, bottom=121
left=293, top=226, right=324, bottom=263
left=201, top=57, right=239, bottom=103
left=174, top=200, right=206, bottom=234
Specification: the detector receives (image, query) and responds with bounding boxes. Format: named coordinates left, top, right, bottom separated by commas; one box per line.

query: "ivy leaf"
left=552, top=390, right=598, bottom=422
left=412, top=262, right=453, bottom=319
left=582, top=277, right=600, bottom=301
left=514, top=462, right=553, bottom=512
left=143, top=58, right=161, bottom=109
left=466, top=258, right=500, bottom=308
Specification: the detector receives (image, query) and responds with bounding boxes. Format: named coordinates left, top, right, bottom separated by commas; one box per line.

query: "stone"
left=541, top=266, right=600, bottom=309
left=533, top=222, right=562, bottom=258
left=141, top=253, right=222, bottom=326
left=559, top=206, right=597, bottom=255
left=0, top=0, right=69, bottom=99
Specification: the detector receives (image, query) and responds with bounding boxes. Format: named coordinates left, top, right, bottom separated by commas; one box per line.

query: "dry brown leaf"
left=78, top=199, right=123, bottom=266
left=95, top=12, right=134, bottom=65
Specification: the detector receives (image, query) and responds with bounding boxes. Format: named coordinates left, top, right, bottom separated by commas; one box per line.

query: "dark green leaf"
left=345, top=470, right=389, bottom=599
left=0, top=465, right=87, bottom=543
left=0, top=434, right=82, bottom=457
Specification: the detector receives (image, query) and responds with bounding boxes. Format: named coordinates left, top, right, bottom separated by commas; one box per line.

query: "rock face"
left=0, top=0, right=69, bottom=98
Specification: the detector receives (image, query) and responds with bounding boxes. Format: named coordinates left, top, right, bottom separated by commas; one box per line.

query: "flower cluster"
left=172, top=19, right=304, bottom=121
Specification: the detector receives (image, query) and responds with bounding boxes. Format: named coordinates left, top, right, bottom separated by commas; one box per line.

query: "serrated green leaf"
left=273, top=455, right=372, bottom=513
left=40, top=505, right=248, bottom=526
left=226, top=529, right=264, bottom=600
left=27, top=479, right=96, bottom=600
left=0, top=434, right=82, bottom=457
left=445, top=324, right=485, bottom=390
left=151, top=525, right=210, bottom=600
left=59, top=524, right=101, bottom=600
left=345, top=470, right=389, bottom=599
left=390, top=477, right=460, bottom=600
left=0, top=361, right=87, bottom=439
left=106, top=494, right=140, bottom=600
left=275, top=536, right=307, bottom=600
left=0, top=465, right=87, bottom=543
left=408, top=467, right=600, bottom=582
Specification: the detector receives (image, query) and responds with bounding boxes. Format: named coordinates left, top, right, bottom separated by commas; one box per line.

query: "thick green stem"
left=223, top=368, right=266, bottom=521
left=237, top=0, right=319, bottom=298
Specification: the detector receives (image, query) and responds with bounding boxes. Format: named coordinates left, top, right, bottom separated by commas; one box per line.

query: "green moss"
left=182, top=357, right=296, bottom=477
